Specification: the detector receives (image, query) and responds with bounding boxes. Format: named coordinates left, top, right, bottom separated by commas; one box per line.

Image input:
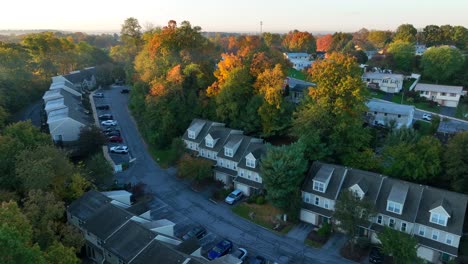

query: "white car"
left=110, top=146, right=128, bottom=154
left=422, top=114, right=432, bottom=121
left=225, top=189, right=243, bottom=205
left=101, top=120, right=117, bottom=126
left=93, top=93, right=104, bottom=98
left=232, top=248, right=248, bottom=262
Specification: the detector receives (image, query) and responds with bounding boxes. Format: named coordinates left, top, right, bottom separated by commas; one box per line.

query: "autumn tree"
left=378, top=227, right=418, bottom=264
left=328, top=32, right=353, bottom=52
left=394, top=24, right=417, bottom=43
left=207, top=53, right=243, bottom=96
left=293, top=53, right=370, bottom=163
left=368, top=30, right=391, bottom=49
left=178, top=154, right=213, bottom=183
left=421, top=46, right=464, bottom=83
left=316, top=34, right=333, bottom=52
left=282, top=30, right=316, bottom=53
left=262, top=32, right=282, bottom=48
left=444, top=131, right=468, bottom=193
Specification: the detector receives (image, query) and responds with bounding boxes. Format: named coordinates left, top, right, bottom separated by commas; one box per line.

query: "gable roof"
left=366, top=99, right=415, bottom=116
left=217, top=134, right=252, bottom=162
left=415, top=186, right=467, bottom=235
left=362, top=72, right=404, bottom=81
left=341, top=168, right=385, bottom=203
left=199, top=126, right=232, bottom=152
left=302, top=162, right=347, bottom=200
left=67, top=190, right=111, bottom=221
left=237, top=142, right=266, bottom=173
left=388, top=182, right=409, bottom=205
left=415, top=83, right=463, bottom=94
left=130, top=239, right=207, bottom=264
left=182, top=119, right=220, bottom=144
left=83, top=203, right=133, bottom=240
left=285, top=77, right=316, bottom=93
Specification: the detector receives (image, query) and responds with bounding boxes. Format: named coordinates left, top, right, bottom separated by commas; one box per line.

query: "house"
left=414, top=83, right=464, bottom=108
left=183, top=119, right=266, bottom=195
left=49, top=77, right=82, bottom=97
left=283, top=77, right=316, bottom=104
left=283, top=52, right=313, bottom=70
left=300, top=161, right=468, bottom=264
left=62, top=67, right=97, bottom=91
left=47, top=106, right=90, bottom=142
left=415, top=44, right=427, bottom=56
left=362, top=72, right=404, bottom=93
left=67, top=190, right=208, bottom=264
left=366, top=99, right=415, bottom=128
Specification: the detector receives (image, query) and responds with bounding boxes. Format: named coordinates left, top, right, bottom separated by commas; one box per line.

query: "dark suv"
left=369, top=247, right=384, bottom=264
left=182, top=226, right=207, bottom=241
left=96, top=105, right=110, bottom=110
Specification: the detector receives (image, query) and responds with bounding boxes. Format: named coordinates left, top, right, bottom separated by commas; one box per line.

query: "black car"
left=182, top=226, right=207, bottom=241
left=369, top=247, right=384, bottom=264
left=105, top=130, right=121, bottom=137
left=99, top=114, right=113, bottom=120
left=121, top=88, right=130, bottom=94
left=96, top=105, right=110, bottom=110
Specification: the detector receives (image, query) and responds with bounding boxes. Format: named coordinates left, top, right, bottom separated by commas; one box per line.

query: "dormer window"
left=224, top=147, right=233, bottom=157
left=313, top=181, right=325, bottom=193
left=188, top=130, right=195, bottom=139
left=246, top=157, right=255, bottom=168
left=430, top=213, right=447, bottom=226
left=387, top=201, right=402, bottom=214
left=206, top=139, right=213, bottom=148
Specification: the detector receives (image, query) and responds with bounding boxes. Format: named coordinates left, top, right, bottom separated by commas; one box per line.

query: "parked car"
left=207, top=239, right=232, bottom=260
left=96, top=105, right=110, bottom=110
left=105, top=130, right=121, bottom=137
left=93, top=93, right=104, bottom=98
left=182, top=226, right=207, bottom=241
left=251, top=256, right=266, bottom=264
left=225, top=189, right=243, bottom=205
left=99, top=114, right=113, bottom=120
left=369, top=247, right=384, bottom=264
left=422, top=113, right=432, bottom=121
left=120, top=88, right=130, bottom=94
left=101, top=120, right=117, bottom=126
left=109, top=146, right=128, bottom=154
left=232, top=248, right=248, bottom=262
left=108, top=135, right=123, bottom=143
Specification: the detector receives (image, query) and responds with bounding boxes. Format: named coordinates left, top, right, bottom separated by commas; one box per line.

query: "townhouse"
left=183, top=119, right=266, bottom=196
left=283, top=52, right=313, bottom=70
left=67, top=190, right=211, bottom=264
left=362, top=72, right=404, bottom=93
left=283, top=77, right=316, bottom=104
left=300, top=161, right=467, bottom=264
left=414, top=83, right=464, bottom=108
left=366, top=99, right=415, bottom=128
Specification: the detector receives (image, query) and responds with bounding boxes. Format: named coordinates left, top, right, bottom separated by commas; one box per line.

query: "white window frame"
left=246, top=158, right=255, bottom=168
left=389, top=218, right=395, bottom=228
left=313, top=181, right=325, bottom=192
left=418, top=226, right=425, bottom=236
left=387, top=201, right=402, bottom=214
left=432, top=230, right=439, bottom=241
left=446, top=234, right=453, bottom=245
left=400, top=222, right=407, bottom=232
left=188, top=130, right=195, bottom=139
left=240, top=169, right=244, bottom=177
left=377, top=215, right=383, bottom=225
left=224, top=147, right=233, bottom=157
left=303, top=193, right=311, bottom=203
left=314, top=197, right=320, bottom=206
left=206, top=139, right=213, bottom=148
left=430, top=213, right=447, bottom=226
left=324, top=200, right=329, bottom=209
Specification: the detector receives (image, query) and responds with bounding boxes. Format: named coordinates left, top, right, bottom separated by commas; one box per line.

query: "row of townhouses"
left=300, top=161, right=468, bottom=264
left=42, top=67, right=97, bottom=143
left=67, top=190, right=241, bottom=264
left=183, top=119, right=467, bottom=263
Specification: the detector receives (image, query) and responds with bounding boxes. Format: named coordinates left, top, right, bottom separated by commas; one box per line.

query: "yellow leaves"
left=166, top=65, right=183, bottom=84
left=208, top=53, right=243, bottom=97
left=149, top=82, right=167, bottom=97
left=254, top=64, right=285, bottom=108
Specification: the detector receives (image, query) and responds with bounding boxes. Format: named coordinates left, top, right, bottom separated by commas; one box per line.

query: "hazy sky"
left=2, top=0, right=468, bottom=33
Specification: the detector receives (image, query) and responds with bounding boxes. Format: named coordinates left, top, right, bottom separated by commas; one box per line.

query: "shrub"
left=317, top=222, right=331, bottom=238
left=256, top=196, right=266, bottom=205
left=247, top=195, right=257, bottom=204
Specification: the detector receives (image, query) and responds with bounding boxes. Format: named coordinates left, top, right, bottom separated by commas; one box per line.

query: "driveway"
left=106, top=86, right=354, bottom=264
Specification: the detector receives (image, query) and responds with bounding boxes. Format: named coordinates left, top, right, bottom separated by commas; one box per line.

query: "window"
left=224, top=147, right=233, bottom=157
left=432, top=230, right=439, bottom=241
left=401, top=222, right=407, bottom=232
left=247, top=171, right=252, bottom=179
left=201, top=149, right=205, bottom=156
left=208, top=152, right=211, bottom=158
left=389, top=218, right=395, bottom=228
left=450, top=93, right=456, bottom=97
left=240, top=170, right=244, bottom=176
left=188, top=130, right=195, bottom=139
left=446, top=234, right=453, bottom=245
left=384, top=113, right=388, bottom=116
left=441, top=92, right=446, bottom=96
left=313, top=181, right=325, bottom=192
left=315, top=197, right=320, bottom=206
left=418, top=226, right=426, bottom=236
left=246, top=158, right=255, bottom=168
left=303, top=193, right=311, bottom=203
left=398, top=114, right=401, bottom=118
left=430, top=213, right=447, bottom=226
left=377, top=215, right=383, bottom=225
left=206, top=139, right=213, bottom=148
left=387, top=201, right=402, bottom=214
left=220, top=159, right=223, bottom=166
left=324, top=200, right=329, bottom=209
left=233, top=164, right=237, bottom=169
left=374, top=111, right=377, bottom=115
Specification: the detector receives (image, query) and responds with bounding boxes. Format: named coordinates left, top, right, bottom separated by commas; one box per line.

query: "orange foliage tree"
left=282, top=30, right=316, bottom=53
left=316, top=34, right=333, bottom=52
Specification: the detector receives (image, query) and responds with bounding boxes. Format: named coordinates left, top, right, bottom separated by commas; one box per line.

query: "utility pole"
left=260, top=21, right=263, bottom=36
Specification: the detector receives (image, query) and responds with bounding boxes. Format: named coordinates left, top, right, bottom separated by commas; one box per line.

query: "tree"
left=254, top=64, right=285, bottom=108
left=44, top=242, right=80, bottom=264
left=387, top=41, right=415, bottom=73
left=444, top=131, right=468, bottom=193
left=368, top=30, right=391, bottom=49
left=422, top=25, right=442, bottom=46
left=178, top=154, right=213, bottom=182
left=76, top=125, right=107, bottom=156
left=262, top=32, right=282, bottom=48
left=394, top=24, right=417, bottom=43
left=421, top=46, right=464, bottom=83
left=452, top=26, right=468, bottom=49
left=83, top=153, right=113, bottom=188
left=282, top=30, right=316, bottom=53
left=293, top=53, right=370, bottom=163
left=328, top=32, right=353, bottom=52
left=260, top=142, right=307, bottom=218
left=378, top=227, right=418, bottom=264
left=316, top=34, right=333, bottom=52
left=334, top=190, right=375, bottom=249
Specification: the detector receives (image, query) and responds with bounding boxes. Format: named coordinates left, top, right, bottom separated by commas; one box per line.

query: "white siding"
left=235, top=182, right=251, bottom=196
left=300, top=209, right=318, bottom=225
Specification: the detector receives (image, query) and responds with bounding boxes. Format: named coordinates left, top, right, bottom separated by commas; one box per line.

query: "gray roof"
left=341, top=168, right=385, bottom=203
left=415, top=186, right=467, bottom=235
left=182, top=119, right=218, bottom=144
left=175, top=237, right=200, bottom=255
left=104, top=220, right=156, bottom=262
left=67, top=190, right=111, bottom=221
left=302, top=162, right=347, bottom=200
left=302, top=202, right=333, bottom=218
left=415, top=83, right=463, bottom=94
left=213, top=166, right=237, bottom=176
left=438, top=120, right=468, bottom=134
left=83, top=203, right=133, bottom=240
left=130, top=239, right=194, bottom=264
left=375, top=178, right=424, bottom=223
left=63, top=67, right=96, bottom=84
left=366, top=99, right=415, bottom=116
left=234, top=176, right=263, bottom=190
left=362, top=72, right=404, bottom=81
left=199, top=127, right=232, bottom=153
left=237, top=142, right=266, bottom=173
left=417, top=236, right=459, bottom=256
left=217, top=134, right=251, bottom=162
left=285, top=77, right=316, bottom=93
left=388, top=182, right=409, bottom=205
left=314, top=165, right=334, bottom=183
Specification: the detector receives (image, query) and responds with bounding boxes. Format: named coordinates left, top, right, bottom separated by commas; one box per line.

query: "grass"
left=455, top=101, right=468, bottom=120
left=287, top=68, right=307, bottom=81
left=305, top=239, right=323, bottom=248
left=149, top=147, right=176, bottom=168
left=232, top=203, right=292, bottom=234
left=390, top=94, right=441, bottom=113
left=414, top=120, right=432, bottom=136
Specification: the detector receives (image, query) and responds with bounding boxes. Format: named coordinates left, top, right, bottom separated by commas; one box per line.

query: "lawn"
left=232, top=203, right=293, bottom=234
left=413, top=120, right=432, bottom=136
left=287, top=68, right=307, bottom=81
left=455, top=101, right=468, bottom=120
left=390, top=94, right=440, bottom=113
left=149, top=147, right=176, bottom=168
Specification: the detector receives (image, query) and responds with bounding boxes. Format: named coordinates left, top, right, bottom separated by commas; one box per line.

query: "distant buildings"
left=366, top=99, right=415, bottom=128
left=415, top=44, right=427, bottom=56
left=415, top=83, right=464, bottom=108
left=283, top=52, right=313, bottom=71
left=362, top=72, right=404, bottom=94
left=283, top=77, right=316, bottom=104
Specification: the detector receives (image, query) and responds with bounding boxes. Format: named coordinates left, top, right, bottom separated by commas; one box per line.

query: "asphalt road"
left=105, top=86, right=354, bottom=264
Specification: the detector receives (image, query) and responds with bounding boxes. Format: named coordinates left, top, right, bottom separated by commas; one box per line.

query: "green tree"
left=333, top=190, right=375, bottom=249
left=328, top=32, right=353, bottom=52
left=178, top=154, right=213, bottom=182
left=368, top=30, right=391, bottom=49
left=422, top=25, right=442, bottom=46
left=83, top=153, right=113, bottom=188
left=44, top=242, right=80, bottom=264
left=421, top=46, right=464, bottom=83
left=76, top=125, right=107, bottom=156
left=394, top=24, right=417, bottom=43
left=293, top=53, right=370, bottom=163
left=260, top=142, right=307, bottom=218
left=452, top=26, right=468, bottom=49
left=378, top=227, right=418, bottom=264
left=444, top=131, right=468, bottom=193
left=387, top=41, right=415, bottom=73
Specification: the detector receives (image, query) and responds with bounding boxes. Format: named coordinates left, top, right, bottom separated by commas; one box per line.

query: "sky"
left=1, top=0, right=468, bottom=33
